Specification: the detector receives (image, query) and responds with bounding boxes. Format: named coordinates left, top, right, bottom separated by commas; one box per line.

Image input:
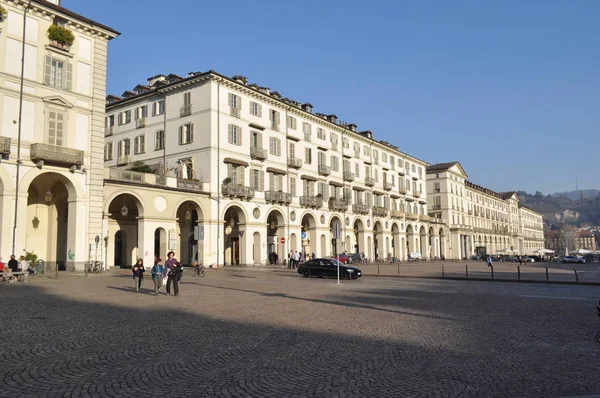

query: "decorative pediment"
left=42, top=96, right=73, bottom=108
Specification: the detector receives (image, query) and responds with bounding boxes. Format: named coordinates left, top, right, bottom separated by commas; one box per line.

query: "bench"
left=1, top=271, right=29, bottom=283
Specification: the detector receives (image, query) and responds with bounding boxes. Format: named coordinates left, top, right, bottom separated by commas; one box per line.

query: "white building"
left=104, top=71, right=446, bottom=267
left=0, top=0, right=119, bottom=270
left=426, top=162, right=544, bottom=258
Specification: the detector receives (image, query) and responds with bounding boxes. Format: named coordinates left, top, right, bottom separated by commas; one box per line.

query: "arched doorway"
left=266, top=209, right=285, bottom=265
left=353, top=219, right=365, bottom=255
left=406, top=224, right=415, bottom=255
left=301, top=213, right=317, bottom=259
left=329, top=216, right=342, bottom=256
left=176, top=201, right=203, bottom=265
left=224, top=205, right=246, bottom=266
left=373, top=221, right=383, bottom=261
left=107, top=193, right=144, bottom=268
left=154, top=228, right=167, bottom=262
left=25, top=172, right=77, bottom=271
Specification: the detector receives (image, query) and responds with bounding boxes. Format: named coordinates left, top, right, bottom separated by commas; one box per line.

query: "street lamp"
left=44, top=189, right=53, bottom=203
left=120, top=195, right=128, bottom=217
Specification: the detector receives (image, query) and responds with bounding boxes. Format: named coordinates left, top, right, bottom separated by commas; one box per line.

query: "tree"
left=128, top=161, right=157, bottom=174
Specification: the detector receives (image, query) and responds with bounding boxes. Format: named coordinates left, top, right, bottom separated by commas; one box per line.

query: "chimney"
left=301, top=103, right=313, bottom=113
left=359, top=130, right=373, bottom=139
left=258, top=86, right=270, bottom=95
left=147, top=74, right=167, bottom=86
left=347, top=123, right=357, bottom=132
left=327, top=114, right=337, bottom=123
left=232, top=75, right=248, bottom=84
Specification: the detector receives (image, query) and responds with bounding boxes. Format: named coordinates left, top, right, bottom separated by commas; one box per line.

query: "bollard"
left=545, top=267, right=549, bottom=281
left=517, top=266, right=521, bottom=280
left=55, top=262, right=59, bottom=279
left=573, top=267, right=579, bottom=282
left=465, top=264, right=469, bottom=279
left=397, top=263, right=400, bottom=276
left=442, top=263, right=445, bottom=277
left=490, top=265, right=494, bottom=279
left=377, top=263, right=380, bottom=276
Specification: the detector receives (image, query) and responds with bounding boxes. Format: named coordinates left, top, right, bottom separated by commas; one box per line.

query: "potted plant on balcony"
left=316, top=193, right=323, bottom=199
left=47, top=24, right=75, bottom=50
left=222, top=177, right=232, bottom=185
left=0, top=5, right=7, bottom=21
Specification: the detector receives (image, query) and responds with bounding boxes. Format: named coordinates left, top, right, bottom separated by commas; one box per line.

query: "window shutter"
left=237, top=97, right=241, bottom=110
left=228, top=124, right=233, bottom=144
left=276, top=139, right=281, bottom=155
left=65, top=62, right=73, bottom=91
left=44, top=56, right=52, bottom=85
left=140, top=135, right=145, bottom=152
left=257, top=132, right=263, bottom=148
left=275, top=111, right=280, bottom=124
left=239, top=166, right=245, bottom=185
left=259, top=171, right=264, bottom=191
left=269, top=173, right=274, bottom=191
left=237, top=125, right=241, bottom=146
left=190, top=123, right=194, bottom=143
left=178, top=126, right=183, bottom=145
left=257, top=104, right=262, bottom=117
left=228, top=93, right=233, bottom=107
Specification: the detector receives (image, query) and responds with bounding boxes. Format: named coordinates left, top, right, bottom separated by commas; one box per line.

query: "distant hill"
left=550, top=189, right=600, bottom=201
left=517, top=190, right=600, bottom=226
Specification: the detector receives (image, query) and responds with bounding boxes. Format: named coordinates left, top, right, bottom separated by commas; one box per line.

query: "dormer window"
left=53, top=17, right=67, bottom=27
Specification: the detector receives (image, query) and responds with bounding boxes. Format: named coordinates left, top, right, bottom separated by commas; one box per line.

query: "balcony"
left=468, top=210, right=473, bottom=215
left=354, top=151, right=360, bottom=158
left=390, top=210, right=405, bottom=219
left=0, top=136, right=11, bottom=156
left=318, top=164, right=331, bottom=176
left=299, top=196, right=323, bottom=209
left=116, top=155, right=131, bottom=166
left=271, top=121, right=279, bottom=131
left=250, top=147, right=268, bottom=161
left=343, top=171, right=355, bottom=182
left=398, top=187, right=407, bottom=195
left=222, top=184, right=255, bottom=200
left=352, top=203, right=370, bottom=215
left=419, top=215, right=432, bottom=222
left=230, top=107, right=240, bottom=118
left=372, top=207, right=388, bottom=218
left=373, top=158, right=379, bottom=165
left=413, top=191, right=422, bottom=198
left=30, top=143, right=84, bottom=166
left=177, top=178, right=203, bottom=191
left=180, top=104, right=192, bottom=117
left=364, top=177, right=375, bottom=186
left=136, top=118, right=146, bottom=128
left=287, top=157, right=303, bottom=169
left=104, top=126, right=113, bottom=136
left=431, top=205, right=441, bottom=210
left=384, top=182, right=393, bottom=191
left=328, top=198, right=348, bottom=212
left=265, top=190, right=292, bottom=205
left=429, top=217, right=446, bottom=224
left=406, top=212, right=419, bottom=221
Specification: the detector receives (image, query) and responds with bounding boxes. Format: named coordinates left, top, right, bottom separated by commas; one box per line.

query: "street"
left=1, top=269, right=599, bottom=397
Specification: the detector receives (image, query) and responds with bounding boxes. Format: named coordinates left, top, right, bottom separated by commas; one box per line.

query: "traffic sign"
left=333, top=221, right=340, bottom=239
left=301, top=231, right=307, bottom=239
left=280, top=237, right=285, bottom=244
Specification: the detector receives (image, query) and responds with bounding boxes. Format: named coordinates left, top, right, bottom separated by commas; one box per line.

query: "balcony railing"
left=250, top=147, right=268, bottom=160
left=365, top=177, right=376, bottom=186
left=222, top=184, right=255, bottom=200
left=180, top=104, right=192, bottom=117
left=398, top=187, right=407, bottom=195
left=108, top=168, right=144, bottom=183
left=406, top=212, right=418, bottom=220
left=271, top=121, right=279, bottom=131
left=287, top=157, right=302, bottom=169
left=299, top=196, right=323, bottom=209
left=354, top=151, right=360, bottom=158
left=104, top=126, right=113, bottom=136
left=318, top=164, right=331, bottom=176
left=136, top=118, right=146, bottom=128
left=116, top=155, right=131, bottom=166
left=0, top=136, right=11, bottom=156
left=177, top=178, right=203, bottom=191
left=328, top=198, right=348, bottom=212
left=390, top=210, right=405, bottom=219
left=343, top=171, right=355, bottom=182
left=265, top=190, right=292, bottom=205
left=372, top=207, right=388, bottom=218
left=431, top=205, right=441, bottom=210
left=352, top=203, right=370, bottom=214
left=468, top=210, right=473, bottom=215
left=384, top=182, right=393, bottom=191
left=419, top=215, right=432, bottom=222
left=30, top=143, right=84, bottom=166
left=230, top=107, right=240, bottom=118
left=414, top=191, right=422, bottom=198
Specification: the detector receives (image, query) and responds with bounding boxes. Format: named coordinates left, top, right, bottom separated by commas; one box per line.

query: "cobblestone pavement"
left=1, top=270, right=600, bottom=397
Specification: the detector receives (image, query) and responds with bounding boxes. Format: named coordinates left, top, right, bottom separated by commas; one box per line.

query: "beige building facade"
left=0, top=0, right=118, bottom=270
left=426, top=162, right=544, bottom=259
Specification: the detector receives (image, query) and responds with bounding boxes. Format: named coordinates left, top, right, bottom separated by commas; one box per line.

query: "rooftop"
left=32, top=0, right=120, bottom=36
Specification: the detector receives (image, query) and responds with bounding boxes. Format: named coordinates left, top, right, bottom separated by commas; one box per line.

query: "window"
left=434, top=182, right=440, bottom=193
left=46, top=110, right=65, bottom=146
left=289, top=142, right=296, bottom=158
left=318, top=151, right=327, bottom=166
left=374, top=169, right=379, bottom=182
left=155, top=130, right=164, bottom=150
left=343, top=137, right=349, bottom=149
left=305, top=148, right=312, bottom=164
left=118, top=138, right=131, bottom=157
left=331, top=156, right=339, bottom=172
left=405, top=161, right=409, bottom=171
left=287, top=116, right=297, bottom=130
left=418, top=166, right=422, bottom=177
left=228, top=164, right=244, bottom=185
left=330, top=133, right=338, bottom=150
left=135, top=106, right=148, bottom=120
left=343, top=159, right=350, bottom=173
left=269, top=137, right=281, bottom=156
left=269, top=109, right=280, bottom=130
left=251, top=169, right=264, bottom=191
left=119, top=110, right=131, bottom=125
left=382, top=153, right=387, bottom=162
left=228, top=93, right=240, bottom=108
left=107, top=115, right=115, bottom=127
left=363, top=145, right=370, bottom=156
left=302, top=122, right=312, bottom=141
left=250, top=101, right=262, bottom=117
left=134, top=134, right=145, bottom=154
left=390, top=155, right=394, bottom=167
left=184, top=92, right=191, bottom=106
left=289, top=177, right=296, bottom=197
left=251, top=130, right=262, bottom=148
left=228, top=124, right=241, bottom=145
left=318, top=182, right=327, bottom=199
left=179, top=123, right=194, bottom=144
left=153, top=100, right=164, bottom=116
left=406, top=179, right=410, bottom=191
left=269, top=173, right=283, bottom=191
left=412, top=164, right=416, bottom=172
left=355, top=162, right=360, bottom=177
left=44, top=56, right=72, bottom=90
left=104, top=142, right=113, bottom=161
left=317, top=127, right=325, bottom=140
left=373, top=149, right=378, bottom=160
left=177, top=159, right=194, bottom=180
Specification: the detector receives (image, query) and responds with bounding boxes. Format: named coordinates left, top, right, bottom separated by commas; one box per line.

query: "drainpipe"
left=216, top=78, right=221, bottom=268
left=285, top=107, right=289, bottom=266
left=341, top=129, right=346, bottom=256
left=162, top=92, right=167, bottom=174
left=12, top=0, right=32, bottom=257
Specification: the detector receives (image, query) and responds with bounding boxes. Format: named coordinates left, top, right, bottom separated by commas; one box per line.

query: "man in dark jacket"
left=8, top=255, right=19, bottom=272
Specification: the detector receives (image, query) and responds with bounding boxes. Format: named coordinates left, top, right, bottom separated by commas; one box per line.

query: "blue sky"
left=64, top=0, right=599, bottom=195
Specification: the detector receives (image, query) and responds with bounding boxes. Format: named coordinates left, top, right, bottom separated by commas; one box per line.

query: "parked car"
left=522, top=256, right=535, bottom=263
left=331, top=253, right=349, bottom=264
left=562, top=256, right=586, bottom=264
left=298, top=258, right=362, bottom=279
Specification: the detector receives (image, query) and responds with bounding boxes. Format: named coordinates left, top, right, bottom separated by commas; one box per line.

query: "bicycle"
left=190, top=263, right=206, bottom=277
left=86, top=261, right=102, bottom=273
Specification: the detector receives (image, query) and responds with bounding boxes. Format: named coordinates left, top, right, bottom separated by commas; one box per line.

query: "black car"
left=298, top=258, right=362, bottom=280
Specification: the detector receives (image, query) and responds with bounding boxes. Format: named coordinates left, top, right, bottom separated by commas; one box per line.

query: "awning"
left=223, top=158, right=249, bottom=167
left=266, top=167, right=287, bottom=175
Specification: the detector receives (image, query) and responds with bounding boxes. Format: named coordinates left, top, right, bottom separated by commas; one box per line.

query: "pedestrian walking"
left=487, top=256, right=493, bottom=268
left=166, top=261, right=182, bottom=296
left=151, top=258, right=164, bottom=296
left=132, top=258, right=145, bottom=293
left=293, top=251, right=300, bottom=269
